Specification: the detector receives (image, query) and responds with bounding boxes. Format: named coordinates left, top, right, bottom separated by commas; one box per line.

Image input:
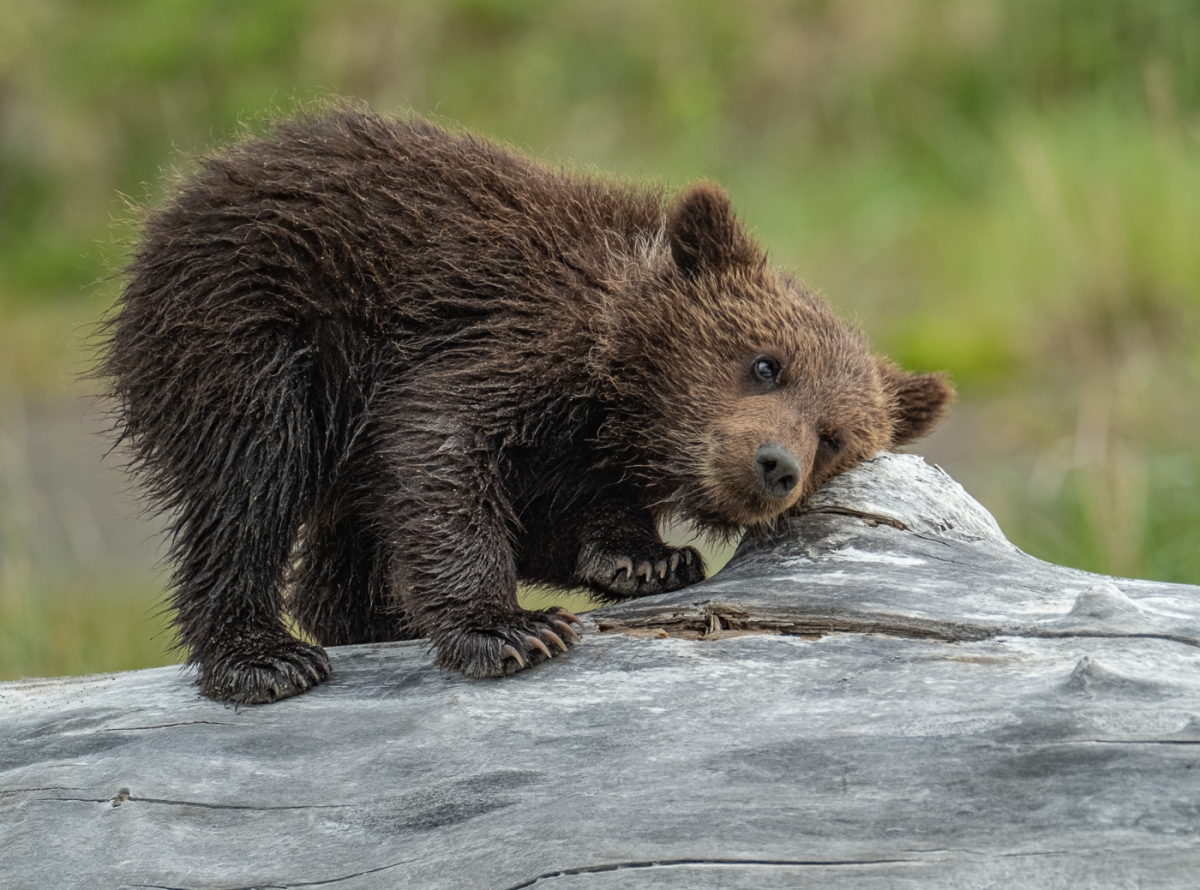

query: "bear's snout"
left=755, top=443, right=801, bottom=498
left=704, top=403, right=814, bottom=526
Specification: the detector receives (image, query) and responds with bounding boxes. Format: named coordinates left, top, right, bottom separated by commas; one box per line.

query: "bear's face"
left=596, top=184, right=953, bottom=534
left=698, top=298, right=893, bottom=528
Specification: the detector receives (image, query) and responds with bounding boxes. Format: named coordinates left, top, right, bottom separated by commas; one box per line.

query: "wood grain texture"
left=3, top=454, right=1198, bottom=889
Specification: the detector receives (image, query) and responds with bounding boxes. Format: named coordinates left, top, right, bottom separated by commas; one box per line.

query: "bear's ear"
left=878, top=361, right=955, bottom=446
left=667, top=183, right=760, bottom=277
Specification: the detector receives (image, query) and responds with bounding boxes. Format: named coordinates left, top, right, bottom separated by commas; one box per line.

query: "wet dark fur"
left=101, top=109, right=953, bottom=703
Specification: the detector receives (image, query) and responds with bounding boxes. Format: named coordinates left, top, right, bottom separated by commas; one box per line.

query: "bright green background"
left=3, top=0, right=1200, bottom=680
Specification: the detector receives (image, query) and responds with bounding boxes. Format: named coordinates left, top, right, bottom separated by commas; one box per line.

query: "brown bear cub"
left=102, top=109, right=952, bottom=704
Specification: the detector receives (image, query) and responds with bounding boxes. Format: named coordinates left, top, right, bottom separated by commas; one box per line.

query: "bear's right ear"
left=667, top=183, right=760, bottom=277
left=878, top=360, right=955, bottom=446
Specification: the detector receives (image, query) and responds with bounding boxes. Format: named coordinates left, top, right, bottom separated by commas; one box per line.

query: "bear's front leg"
left=573, top=498, right=706, bottom=601
left=384, top=413, right=581, bottom=677
left=518, top=490, right=705, bottom=602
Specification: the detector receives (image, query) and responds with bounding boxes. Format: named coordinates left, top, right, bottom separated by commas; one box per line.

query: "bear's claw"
left=578, top=543, right=706, bottom=601
left=550, top=617, right=581, bottom=642
left=540, top=628, right=568, bottom=652
left=526, top=634, right=553, bottom=659
left=500, top=644, right=527, bottom=668
left=555, top=609, right=583, bottom=627
left=614, top=556, right=634, bottom=581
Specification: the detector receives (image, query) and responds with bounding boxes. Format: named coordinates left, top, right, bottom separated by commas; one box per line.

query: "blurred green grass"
left=2, top=0, right=1199, bottom=681
left=0, top=577, right=177, bottom=680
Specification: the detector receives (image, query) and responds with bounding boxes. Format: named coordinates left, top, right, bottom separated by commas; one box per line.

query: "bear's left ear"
left=667, top=183, right=761, bottom=277
left=878, top=360, right=955, bottom=446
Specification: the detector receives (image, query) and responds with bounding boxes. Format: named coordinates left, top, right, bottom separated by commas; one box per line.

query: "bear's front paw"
left=434, top=607, right=584, bottom=678
left=577, top=543, right=705, bottom=601
left=199, top=636, right=331, bottom=704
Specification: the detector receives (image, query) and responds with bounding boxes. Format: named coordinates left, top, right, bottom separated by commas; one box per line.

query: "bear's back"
left=129, top=111, right=666, bottom=336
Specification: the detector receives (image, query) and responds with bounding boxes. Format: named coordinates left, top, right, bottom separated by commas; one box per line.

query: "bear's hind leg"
left=146, top=341, right=331, bottom=704
left=289, top=497, right=419, bottom=645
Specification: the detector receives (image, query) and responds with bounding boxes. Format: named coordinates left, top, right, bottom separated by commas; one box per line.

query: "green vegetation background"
left=3, top=0, right=1199, bottom=680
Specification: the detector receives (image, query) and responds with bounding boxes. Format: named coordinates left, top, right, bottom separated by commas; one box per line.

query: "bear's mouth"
left=690, top=467, right=807, bottom=532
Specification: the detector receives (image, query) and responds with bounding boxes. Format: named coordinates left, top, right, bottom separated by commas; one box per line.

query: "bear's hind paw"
left=198, top=637, right=331, bottom=704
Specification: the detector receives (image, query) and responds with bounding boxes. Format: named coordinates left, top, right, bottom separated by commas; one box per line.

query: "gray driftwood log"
left=2, top=453, right=1199, bottom=889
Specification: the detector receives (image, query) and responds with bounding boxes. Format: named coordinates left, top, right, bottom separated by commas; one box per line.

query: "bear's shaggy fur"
left=102, top=109, right=952, bottom=703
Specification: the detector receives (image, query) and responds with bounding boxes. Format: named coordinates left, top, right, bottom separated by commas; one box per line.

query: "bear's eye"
left=819, top=432, right=842, bottom=453
left=751, top=356, right=782, bottom=385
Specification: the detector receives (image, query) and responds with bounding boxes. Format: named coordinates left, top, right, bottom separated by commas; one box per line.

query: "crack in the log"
left=706, top=607, right=992, bottom=643
left=503, top=845, right=1189, bottom=889
left=0, top=786, right=76, bottom=797
left=135, top=857, right=418, bottom=890
left=899, top=848, right=1078, bottom=858
left=805, top=506, right=909, bottom=531
left=501, top=857, right=918, bottom=889
left=597, top=604, right=996, bottom=644
left=890, top=548, right=962, bottom=564
left=597, top=604, right=1200, bottom=649
left=33, top=795, right=347, bottom=811
left=99, top=720, right=243, bottom=732
left=126, top=846, right=1184, bottom=890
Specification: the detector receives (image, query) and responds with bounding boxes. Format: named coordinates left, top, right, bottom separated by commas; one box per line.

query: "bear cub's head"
left=598, top=183, right=954, bottom=535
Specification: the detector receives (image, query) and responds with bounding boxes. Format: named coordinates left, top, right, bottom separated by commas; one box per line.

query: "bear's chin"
left=686, top=481, right=805, bottom=534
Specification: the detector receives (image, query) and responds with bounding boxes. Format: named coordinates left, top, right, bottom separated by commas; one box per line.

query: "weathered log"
left=2, top=453, right=1198, bottom=889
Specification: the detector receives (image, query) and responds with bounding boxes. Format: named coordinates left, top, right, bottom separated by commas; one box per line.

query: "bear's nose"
left=755, top=443, right=801, bottom=498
